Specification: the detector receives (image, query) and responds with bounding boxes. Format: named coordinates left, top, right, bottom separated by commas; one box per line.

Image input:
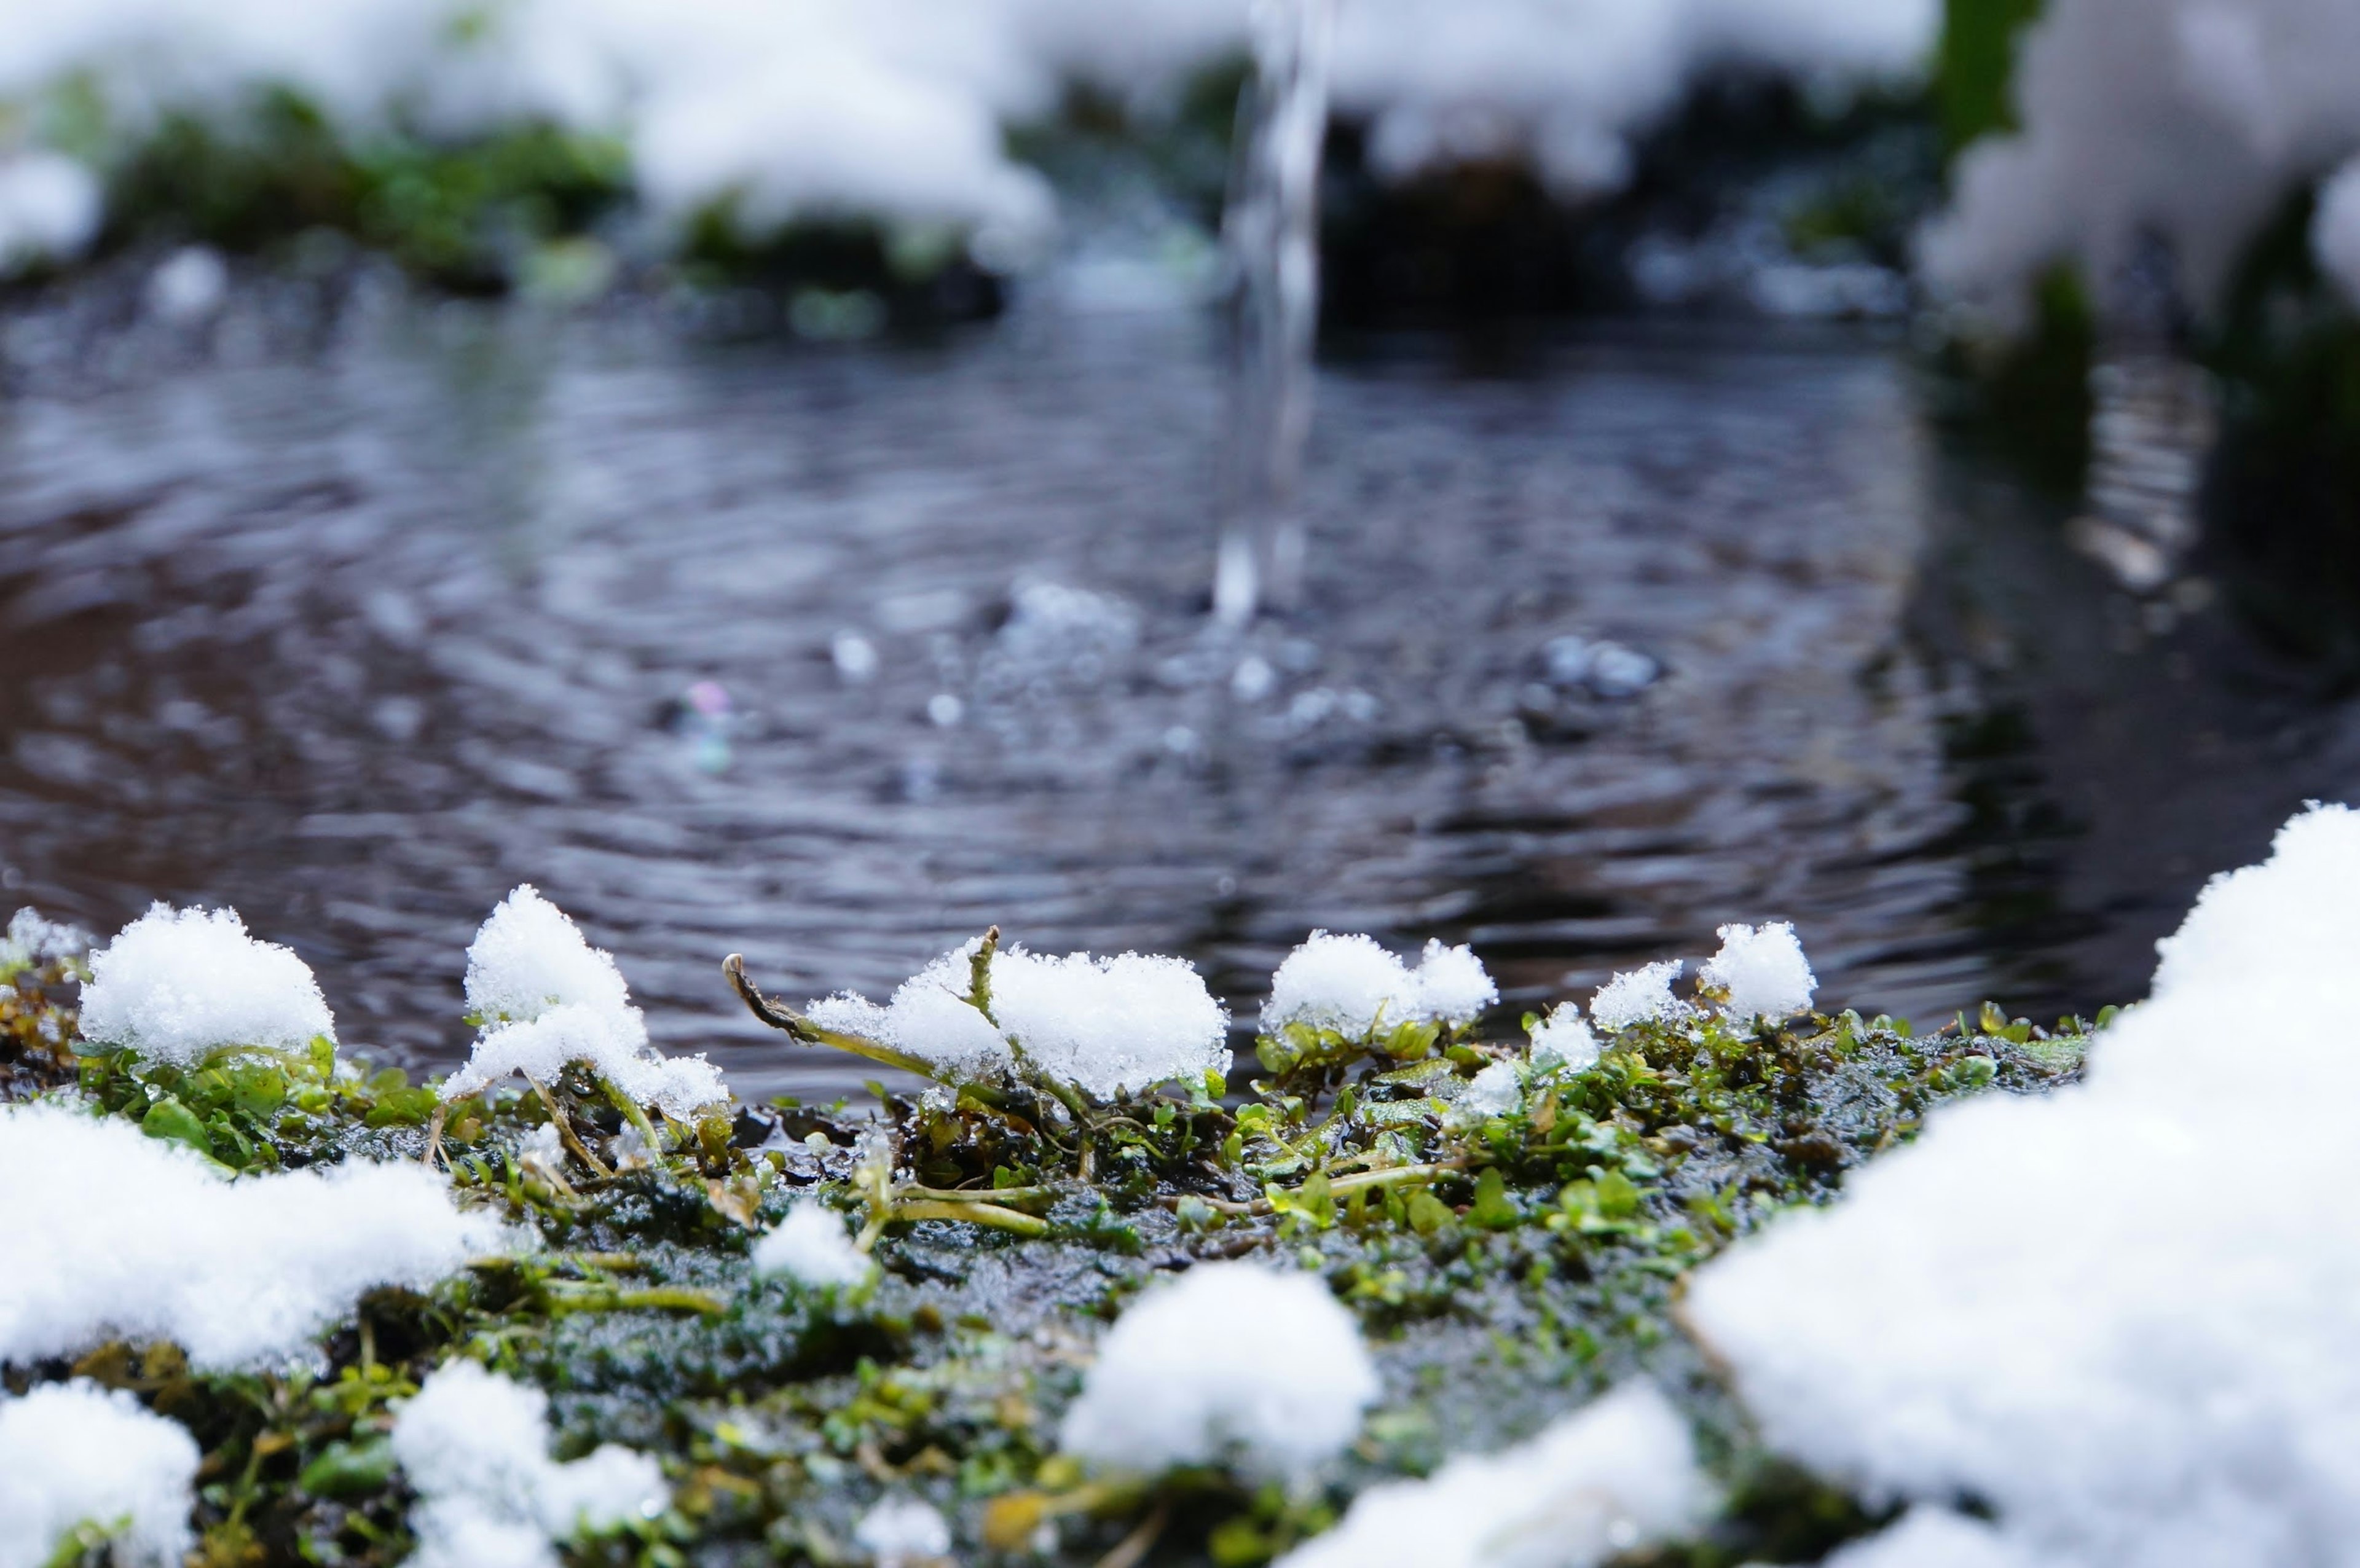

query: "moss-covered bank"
left=1, top=938, right=2096, bottom=1568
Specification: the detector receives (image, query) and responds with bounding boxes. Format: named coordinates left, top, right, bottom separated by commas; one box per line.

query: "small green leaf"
left=1468, top=1167, right=1519, bottom=1229
left=141, top=1096, right=213, bottom=1158
left=1406, top=1189, right=1453, bottom=1236
left=1595, top=1168, right=1642, bottom=1220
left=297, top=1436, right=397, bottom=1499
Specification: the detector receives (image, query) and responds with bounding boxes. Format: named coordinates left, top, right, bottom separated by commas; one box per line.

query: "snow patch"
left=1687, top=802, right=2360, bottom=1567
left=1060, top=1262, right=1379, bottom=1478
left=853, top=1497, right=951, bottom=1566
left=0, top=1101, right=502, bottom=1368
left=1271, top=1382, right=1708, bottom=1568
left=0, top=1380, right=199, bottom=1568
left=393, top=1360, right=667, bottom=1568
left=751, top=1201, right=873, bottom=1290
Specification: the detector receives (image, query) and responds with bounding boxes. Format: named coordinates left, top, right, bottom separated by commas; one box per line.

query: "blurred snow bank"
left=0, top=1380, right=199, bottom=1568
left=1923, top=0, right=2360, bottom=316
left=1688, top=802, right=2360, bottom=1566
left=0, top=0, right=1932, bottom=270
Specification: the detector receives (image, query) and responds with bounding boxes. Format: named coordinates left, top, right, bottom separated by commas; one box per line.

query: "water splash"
left=1214, top=0, right=1337, bottom=626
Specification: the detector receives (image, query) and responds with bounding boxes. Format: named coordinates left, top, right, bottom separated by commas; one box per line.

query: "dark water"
left=0, top=288, right=2345, bottom=1099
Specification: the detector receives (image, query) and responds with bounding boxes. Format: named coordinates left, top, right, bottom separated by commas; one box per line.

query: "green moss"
left=1935, top=0, right=2046, bottom=157
left=3, top=949, right=2099, bottom=1567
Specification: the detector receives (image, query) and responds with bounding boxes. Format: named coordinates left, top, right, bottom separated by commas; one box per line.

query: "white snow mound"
left=1060, top=1262, right=1379, bottom=1478
left=393, top=1359, right=667, bottom=1568
left=1698, top=920, right=1815, bottom=1020
left=1271, top=1382, right=1708, bottom=1568
left=1262, top=931, right=1497, bottom=1035
left=1687, top=802, right=2360, bottom=1567
left=0, top=1101, right=502, bottom=1368
left=0, top=1379, right=199, bottom=1568
left=446, top=887, right=726, bottom=1118
left=78, top=903, right=336, bottom=1064
left=751, top=1202, right=873, bottom=1290
left=1589, top=959, right=1687, bottom=1032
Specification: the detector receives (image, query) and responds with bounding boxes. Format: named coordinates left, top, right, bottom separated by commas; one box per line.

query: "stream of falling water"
left=1214, top=0, right=1337, bottom=625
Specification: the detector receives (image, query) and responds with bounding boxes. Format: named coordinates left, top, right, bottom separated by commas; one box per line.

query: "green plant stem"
left=524, top=1073, right=612, bottom=1178
left=889, top=1198, right=1052, bottom=1237
left=1173, top=1157, right=1469, bottom=1217
left=897, top=1182, right=1057, bottom=1210
left=544, top=1284, right=727, bottom=1316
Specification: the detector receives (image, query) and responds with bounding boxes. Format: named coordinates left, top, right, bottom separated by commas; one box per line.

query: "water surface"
left=0, top=292, right=2336, bottom=1097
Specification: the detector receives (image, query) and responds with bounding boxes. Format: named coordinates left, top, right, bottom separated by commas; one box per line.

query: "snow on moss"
left=0, top=1379, right=199, bottom=1568
left=446, top=886, right=726, bottom=1118
left=1698, top=920, right=1815, bottom=1021
left=0, top=1101, right=502, bottom=1367
left=1262, top=931, right=1497, bottom=1035
left=812, top=939, right=1229, bottom=1099
left=1271, top=1383, right=1707, bottom=1568
left=751, top=1201, right=873, bottom=1290
left=1059, top=1262, right=1378, bottom=1478
left=76, top=903, right=336, bottom=1064
left=1589, top=959, right=1687, bottom=1032
left=392, top=1359, right=667, bottom=1568
left=1687, top=803, right=2360, bottom=1566
left=1527, top=1001, right=1600, bottom=1070
left=852, top=1497, right=951, bottom=1566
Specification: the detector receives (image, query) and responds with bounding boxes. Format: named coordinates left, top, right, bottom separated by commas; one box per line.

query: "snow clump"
left=1262, top=932, right=1497, bottom=1035
left=1271, top=1382, right=1708, bottom=1568
left=852, top=1497, right=951, bottom=1566
left=1527, top=1001, right=1600, bottom=1071
left=1921, top=0, right=2360, bottom=318
left=445, top=886, right=726, bottom=1118
left=751, top=1201, right=873, bottom=1290
left=77, top=903, right=336, bottom=1064
left=0, top=1101, right=502, bottom=1367
left=811, top=939, right=1230, bottom=1099
left=1589, top=959, right=1687, bottom=1032
left=0, top=151, right=101, bottom=273
left=990, top=946, right=1230, bottom=1098
left=2314, top=155, right=2360, bottom=308
left=1456, top=1059, right=1523, bottom=1119
left=392, top=1359, right=668, bottom=1568
left=1687, top=802, right=2360, bottom=1567
left=1060, top=1262, right=1379, bottom=1478
left=1697, top=920, right=1815, bottom=1020
left=0, top=1379, right=199, bottom=1568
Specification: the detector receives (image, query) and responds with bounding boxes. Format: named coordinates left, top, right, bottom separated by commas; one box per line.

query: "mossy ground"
left=0, top=939, right=2098, bottom=1568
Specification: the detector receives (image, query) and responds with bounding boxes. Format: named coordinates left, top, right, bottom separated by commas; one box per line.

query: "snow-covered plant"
left=759, top=927, right=1230, bottom=1102
left=1696, top=921, right=1817, bottom=1022
left=1526, top=1001, right=1600, bottom=1072
left=1588, top=959, right=1689, bottom=1032
left=391, top=1359, right=667, bottom=1568
left=1059, top=1262, right=1379, bottom=1480
left=0, top=1379, right=200, bottom=1568
left=1255, top=932, right=1498, bottom=1091
left=1271, top=1383, right=1707, bottom=1568
left=77, top=903, right=336, bottom=1065
left=444, top=885, right=728, bottom=1132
